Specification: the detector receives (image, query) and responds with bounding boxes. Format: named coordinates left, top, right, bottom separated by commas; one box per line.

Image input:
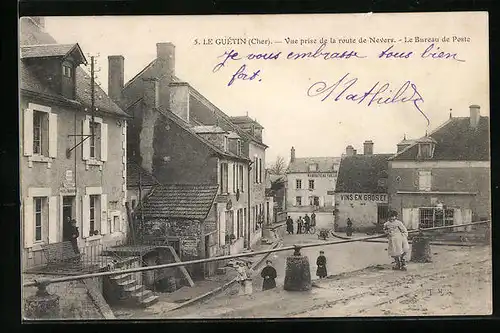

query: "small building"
left=334, top=141, right=393, bottom=231
left=388, top=105, right=490, bottom=230
left=285, top=147, right=341, bottom=229
left=135, top=184, right=220, bottom=279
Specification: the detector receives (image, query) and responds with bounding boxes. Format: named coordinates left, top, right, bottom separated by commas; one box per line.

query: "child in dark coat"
left=316, top=251, right=327, bottom=279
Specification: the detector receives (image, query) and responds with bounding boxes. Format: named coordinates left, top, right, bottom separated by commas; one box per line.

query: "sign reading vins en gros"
left=338, top=193, right=388, bottom=203
left=307, top=173, right=335, bottom=178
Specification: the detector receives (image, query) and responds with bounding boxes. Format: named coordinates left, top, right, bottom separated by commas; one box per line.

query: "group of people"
left=235, top=260, right=278, bottom=296
left=285, top=212, right=316, bottom=235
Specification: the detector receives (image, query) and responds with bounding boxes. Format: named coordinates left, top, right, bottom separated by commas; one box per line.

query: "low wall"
left=23, top=274, right=104, bottom=320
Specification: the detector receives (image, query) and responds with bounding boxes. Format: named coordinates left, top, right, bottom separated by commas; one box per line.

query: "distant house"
left=135, top=184, right=219, bottom=279
left=285, top=147, right=341, bottom=229
left=335, top=141, right=392, bottom=231
left=388, top=105, right=490, bottom=230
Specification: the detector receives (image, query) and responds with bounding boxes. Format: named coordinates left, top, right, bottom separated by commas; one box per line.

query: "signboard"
left=338, top=193, right=388, bottom=203
left=307, top=173, right=335, bottom=178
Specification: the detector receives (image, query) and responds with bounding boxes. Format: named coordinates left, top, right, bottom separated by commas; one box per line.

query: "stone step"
left=117, top=279, right=137, bottom=287
left=131, top=289, right=153, bottom=301
left=110, top=273, right=133, bottom=281
left=138, top=295, right=159, bottom=308
left=123, top=284, right=144, bottom=293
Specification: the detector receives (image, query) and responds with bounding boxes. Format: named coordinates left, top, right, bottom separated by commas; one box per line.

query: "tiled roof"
left=287, top=157, right=341, bottom=173
left=335, top=154, right=393, bottom=193
left=230, top=116, right=264, bottom=129
left=138, top=184, right=219, bottom=220
left=391, top=117, right=490, bottom=161
left=20, top=44, right=86, bottom=64
left=127, top=161, right=160, bottom=188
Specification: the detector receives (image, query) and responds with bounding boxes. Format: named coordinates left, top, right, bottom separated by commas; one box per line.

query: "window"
left=223, top=136, right=228, bottom=151
left=418, top=143, right=433, bottom=159
left=82, top=116, right=108, bottom=163
left=419, top=208, right=454, bottom=228
left=296, top=179, right=302, bottom=189
left=89, top=195, right=100, bottom=234
left=89, top=121, right=101, bottom=159
left=254, top=157, right=258, bottom=183
left=237, top=140, right=242, bottom=155
left=63, top=64, right=72, bottom=78
left=233, top=163, right=236, bottom=193
left=295, top=196, right=302, bottom=206
left=239, top=165, right=244, bottom=192
left=308, top=164, right=317, bottom=172
left=259, top=158, right=262, bottom=183
left=33, top=111, right=46, bottom=155
left=309, top=180, right=315, bottom=190
left=220, top=163, right=228, bottom=193
left=24, top=104, right=58, bottom=162
left=418, top=170, right=432, bottom=191
left=34, top=197, right=43, bottom=242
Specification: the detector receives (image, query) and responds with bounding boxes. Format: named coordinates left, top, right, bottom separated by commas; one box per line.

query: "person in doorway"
left=304, top=214, right=311, bottom=233
left=316, top=251, right=328, bottom=279
left=346, top=218, right=354, bottom=237
left=286, top=216, right=294, bottom=234
left=68, top=219, right=80, bottom=256
left=383, top=210, right=410, bottom=271
left=311, top=212, right=316, bottom=227
left=260, top=260, right=277, bottom=291
left=297, top=216, right=303, bottom=234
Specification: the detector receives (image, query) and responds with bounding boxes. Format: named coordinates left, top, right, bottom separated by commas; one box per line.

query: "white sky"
left=44, top=13, right=489, bottom=165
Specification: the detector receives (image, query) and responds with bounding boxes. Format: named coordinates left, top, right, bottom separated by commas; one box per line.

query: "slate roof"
left=287, top=157, right=341, bottom=173
left=390, top=116, right=490, bottom=161
left=230, top=116, right=264, bottom=129
left=127, top=161, right=160, bottom=188
left=20, top=44, right=87, bottom=64
left=138, top=184, right=219, bottom=220
left=335, top=154, right=393, bottom=193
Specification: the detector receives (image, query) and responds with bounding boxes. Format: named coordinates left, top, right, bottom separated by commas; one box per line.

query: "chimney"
left=470, top=104, right=480, bottom=128
left=108, top=55, right=124, bottom=102
left=363, top=140, right=374, bottom=155
left=143, top=78, right=160, bottom=108
left=169, top=82, right=190, bottom=122
left=140, top=78, right=160, bottom=174
left=290, top=147, right=296, bottom=162
left=156, top=42, right=176, bottom=110
left=346, top=145, right=354, bottom=156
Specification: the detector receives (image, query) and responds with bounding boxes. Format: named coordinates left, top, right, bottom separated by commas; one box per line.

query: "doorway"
left=62, top=196, right=75, bottom=241
left=377, top=204, right=389, bottom=224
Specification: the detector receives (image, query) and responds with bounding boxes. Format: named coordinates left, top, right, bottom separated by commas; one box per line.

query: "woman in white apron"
left=383, top=210, right=410, bottom=271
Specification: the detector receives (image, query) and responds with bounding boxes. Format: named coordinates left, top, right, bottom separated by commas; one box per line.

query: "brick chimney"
left=139, top=78, right=161, bottom=173
left=290, top=147, right=296, bottom=162
left=346, top=145, right=355, bottom=156
left=470, top=105, right=481, bottom=128
left=363, top=140, right=374, bottom=155
left=108, top=55, right=124, bottom=102
left=156, top=42, right=176, bottom=111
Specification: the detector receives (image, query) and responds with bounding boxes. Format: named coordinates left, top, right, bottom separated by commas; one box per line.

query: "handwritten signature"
left=307, top=73, right=429, bottom=125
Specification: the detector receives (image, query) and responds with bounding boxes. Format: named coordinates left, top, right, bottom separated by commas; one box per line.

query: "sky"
left=43, top=13, right=489, bottom=165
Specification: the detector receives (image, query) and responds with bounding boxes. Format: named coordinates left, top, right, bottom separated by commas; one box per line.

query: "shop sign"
left=338, top=193, right=388, bottom=203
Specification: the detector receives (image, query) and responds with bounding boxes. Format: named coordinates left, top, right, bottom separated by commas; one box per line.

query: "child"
left=316, top=251, right=328, bottom=279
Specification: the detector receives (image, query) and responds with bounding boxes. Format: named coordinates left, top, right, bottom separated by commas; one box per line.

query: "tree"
left=269, top=156, right=286, bottom=175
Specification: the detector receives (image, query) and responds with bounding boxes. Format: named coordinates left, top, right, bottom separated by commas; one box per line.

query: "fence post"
left=284, top=245, right=312, bottom=291
left=24, top=279, right=60, bottom=320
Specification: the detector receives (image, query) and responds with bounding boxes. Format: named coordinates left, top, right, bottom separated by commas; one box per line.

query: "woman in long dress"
left=260, top=260, right=277, bottom=291
left=316, top=251, right=328, bottom=278
left=383, top=210, right=410, bottom=271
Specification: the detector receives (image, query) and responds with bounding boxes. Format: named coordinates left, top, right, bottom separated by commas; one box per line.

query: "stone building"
left=20, top=17, right=130, bottom=270
left=285, top=147, right=341, bottom=229
left=334, top=141, right=392, bottom=232
left=107, top=42, right=268, bottom=257
left=388, top=105, right=490, bottom=230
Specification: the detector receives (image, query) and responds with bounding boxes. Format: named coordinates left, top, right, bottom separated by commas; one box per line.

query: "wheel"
left=309, top=226, right=316, bottom=234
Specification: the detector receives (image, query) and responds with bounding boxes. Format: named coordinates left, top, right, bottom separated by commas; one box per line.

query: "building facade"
left=20, top=18, right=130, bottom=270
left=334, top=141, right=392, bottom=231
left=388, top=105, right=490, bottom=231
left=107, top=42, right=268, bottom=256
left=285, top=147, right=340, bottom=229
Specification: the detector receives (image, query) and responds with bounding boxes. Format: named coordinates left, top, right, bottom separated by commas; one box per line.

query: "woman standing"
left=346, top=218, right=353, bottom=237
left=316, top=250, right=328, bottom=279
left=383, top=210, right=410, bottom=271
left=236, top=262, right=248, bottom=295
left=260, top=260, right=277, bottom=291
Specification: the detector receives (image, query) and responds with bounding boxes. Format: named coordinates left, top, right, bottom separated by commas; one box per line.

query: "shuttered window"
left=34, top=198, right=43, bottom=242
left=418, top=170, right=432, bottom=191
left=24, top=104, right=58, bottom=160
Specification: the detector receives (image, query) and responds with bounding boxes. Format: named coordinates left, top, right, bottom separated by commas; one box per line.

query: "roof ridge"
left=123, top=58, right=158, bottom=90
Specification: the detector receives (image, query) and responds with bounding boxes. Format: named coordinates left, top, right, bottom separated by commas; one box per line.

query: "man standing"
left=311, top=212, right=316, bottom=227
left=286, top=216, right=294, bottom=234
left=383, top=210, right=410, bottom=271
left=67, top=219, right=80, bottom=255
left=260, top=260, right=277, bottom=291
left=297, top=216, right=303, bottom=234
left=304, top=214, right=311, bottom=233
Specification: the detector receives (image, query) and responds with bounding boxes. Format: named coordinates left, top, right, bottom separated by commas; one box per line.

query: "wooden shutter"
left=228, top=162, right=233, bottom=193
left=23, top=109, right=33, bottom=156
left=82, top=195, right=90, bottom=238
left=48, top=113, right=58, bottom=158
left=319, top=196, right=325, bottom=207
left=48, top=196, right=58, bottom=244
left=411, top=208, right=420, bottom=230
left=100, top=194, right=108, bottom=234
left=82, top=119, right=90, bottom=160
left=23, top=197, right=34, bottom=248
left=402, top=208, right=412, bottom=229
left=454, top=208, right=463, bottom=231
left=100, top=123, right=108, bottom=162
left=219, top=211, right=226, bottom=245
left=463, top=208, right=472, bottom=231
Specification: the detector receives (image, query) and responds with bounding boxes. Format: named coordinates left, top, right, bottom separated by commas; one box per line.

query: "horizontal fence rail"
left=23, top=220, right=490, bottom=289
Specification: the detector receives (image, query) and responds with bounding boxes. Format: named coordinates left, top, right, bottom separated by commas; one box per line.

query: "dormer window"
left=418, top=143, right=434, bottom=159
left=223, top=136, right=228, bottom=151
left=237, top=140, right=242, bottom=155
left=308, top=164, right=318, bottom=172
left=62, top=64, right=72, bottom=78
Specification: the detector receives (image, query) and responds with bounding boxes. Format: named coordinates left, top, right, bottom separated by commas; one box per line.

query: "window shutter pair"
left=23, top=196, right=58, bottom=248
left=81, top=194, right=109, bottom=237
left=82, top=119, right=108, bottom=162
left=228, top=162, right=234, bottom=193
left=23, top=108, right=58, bottom=157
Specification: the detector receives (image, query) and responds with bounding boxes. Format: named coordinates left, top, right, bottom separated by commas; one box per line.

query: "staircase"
left=109, top=272, right=159, bottom=308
